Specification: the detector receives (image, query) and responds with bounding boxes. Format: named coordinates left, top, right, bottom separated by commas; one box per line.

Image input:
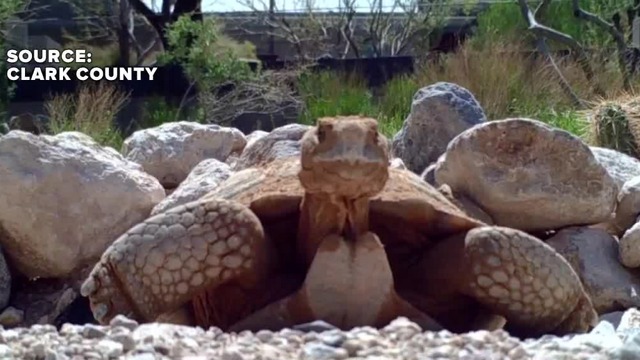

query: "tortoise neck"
left=297, top=192, right=370, bottom=266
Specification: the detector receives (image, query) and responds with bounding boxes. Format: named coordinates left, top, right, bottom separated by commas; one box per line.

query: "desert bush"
left=200, top=69, right=303, bottom=126
left=46, top=82, right=129, bottom=149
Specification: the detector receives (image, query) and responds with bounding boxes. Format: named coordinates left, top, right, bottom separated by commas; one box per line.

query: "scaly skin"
left=461, top=227, right=597, bottom=336
left=80, top=199, right=271, bottom=324
left=81, top=116, right=597, bottom=336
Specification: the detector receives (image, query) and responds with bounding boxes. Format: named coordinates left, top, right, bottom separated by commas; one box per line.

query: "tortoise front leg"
left=80, top=198, right=271, bottom=325
left=460, top=226, right=598, bottom=336
left=413, top=226, right=597, bottom=337
left=229, top=232, right=443, bottom=332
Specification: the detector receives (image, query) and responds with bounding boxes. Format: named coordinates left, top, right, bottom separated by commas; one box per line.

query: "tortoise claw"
left=79, top=276, right=96, bottom=297
left=82, top=260, right=137, bottom=324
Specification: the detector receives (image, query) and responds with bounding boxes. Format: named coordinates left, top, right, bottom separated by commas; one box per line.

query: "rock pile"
left=1, top=82, right=640, bottom=358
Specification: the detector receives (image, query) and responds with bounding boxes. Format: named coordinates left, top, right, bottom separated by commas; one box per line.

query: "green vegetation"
left=45, top=82, right=128, bottom=150
left=159, top=14, right=254, bottom=91
left=297, top=72, right=414, bottom=137
left=9, top=1, right=640, bottom=156
left=470, top=0, right=635, bottom=49
left=587, top=96, right=640, bottom=158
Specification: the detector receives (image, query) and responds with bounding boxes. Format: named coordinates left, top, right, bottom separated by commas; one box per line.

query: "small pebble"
left=0, top=310, right=639, bottom=359
left=109, top=315, right=139, bottom=331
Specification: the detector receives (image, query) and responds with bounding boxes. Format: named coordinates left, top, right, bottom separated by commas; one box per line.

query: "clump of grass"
left=585, top=94, right=640, bottom=157
left=298, top=71, right=378, bottom=124
left=376, top=75, right=419, bottom=136
left=415, top=41, right=566, bottom=120
left=46, top=82, right=129, bottom=149
left=139, top=97, right=182, bottom=129
left=296, top=38, right=639, bottom=140
left=298, top=71, right=418, bottom=137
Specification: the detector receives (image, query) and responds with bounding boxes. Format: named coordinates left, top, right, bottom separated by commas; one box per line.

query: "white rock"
left=389, top=158, right=406, bottom=170
left=0, top=131, right=164, bottom=278
left=95, top=339, right=124, bottom=357
left=0, top=344, right=12, bottom=357
left=591, top=146, right=640, bottom=188
left=434, top=118, right=618, bottom=231
left=150, top=158, right=231, bottom=215
left=122, top=121, right=246, bottom=188
left=613, top=176, right=640, bottom=237
left=245, top=130, right=269, bottom=148
left=617, top=308, right=640, bottom=333
left=235, top=123, right=309, bottom=170
left=619, top=221, right=640, bottom=268
left=568, top=321, right=622, bottom=349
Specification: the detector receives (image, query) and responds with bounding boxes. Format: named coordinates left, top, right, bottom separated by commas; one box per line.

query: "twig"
left=174, top=79, right=197, bottom=122
left=517, top=0, right=585, bottom=108
left=571, top=0, right=631, bottom=90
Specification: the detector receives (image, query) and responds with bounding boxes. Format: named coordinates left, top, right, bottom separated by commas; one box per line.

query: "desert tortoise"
left=81, top=116, right=597, bottom=337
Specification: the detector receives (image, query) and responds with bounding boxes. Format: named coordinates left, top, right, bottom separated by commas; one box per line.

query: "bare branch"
left=570, top=0, right=631, bottom=90
left=516, top=0, right=603, bottom=97
left=233, top=0, right=447, bottom=59
left=199, top=69, right=304, bottom=127
left=516, top=0, right=584, bottom=108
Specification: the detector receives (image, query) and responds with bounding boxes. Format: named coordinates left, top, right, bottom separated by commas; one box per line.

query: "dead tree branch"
left=570, top=0, right=631, bottom=90
left=517, top=0, right=584, bottom=108
left=520, top=0, right=603, bottom=97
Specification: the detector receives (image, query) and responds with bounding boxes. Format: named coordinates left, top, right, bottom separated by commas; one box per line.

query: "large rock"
left=122, top=121, right=246, bottom=188
left=619, top=220, right=640, bottom=268
left=546, top=227, right=640, bottom=314
left=234, top=123, right=310, bottom=171
left=612, top=176, right=640, bottom=237
left=391, top=82, right=486, bottom=174
left=434, top=118, right=618, bottom=232
left=151, top=158, right=232, bottom=216
left=590, top=147, right=640, bottom=188
left=0, top=131, right=165, bottom=278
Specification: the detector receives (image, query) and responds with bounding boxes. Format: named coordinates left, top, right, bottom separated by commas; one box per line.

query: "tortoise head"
left=299, top=115, right=389, bottom=198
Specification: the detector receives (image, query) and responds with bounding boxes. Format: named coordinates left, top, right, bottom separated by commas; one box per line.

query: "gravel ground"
left=1, top=313, right=640, bottom=360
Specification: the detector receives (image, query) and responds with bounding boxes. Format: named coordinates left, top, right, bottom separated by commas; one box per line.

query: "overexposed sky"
left=143, top=0, right=397, bottom=13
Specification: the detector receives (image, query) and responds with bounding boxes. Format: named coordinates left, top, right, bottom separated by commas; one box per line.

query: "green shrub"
left=160, top=15, right=254, bottom=91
